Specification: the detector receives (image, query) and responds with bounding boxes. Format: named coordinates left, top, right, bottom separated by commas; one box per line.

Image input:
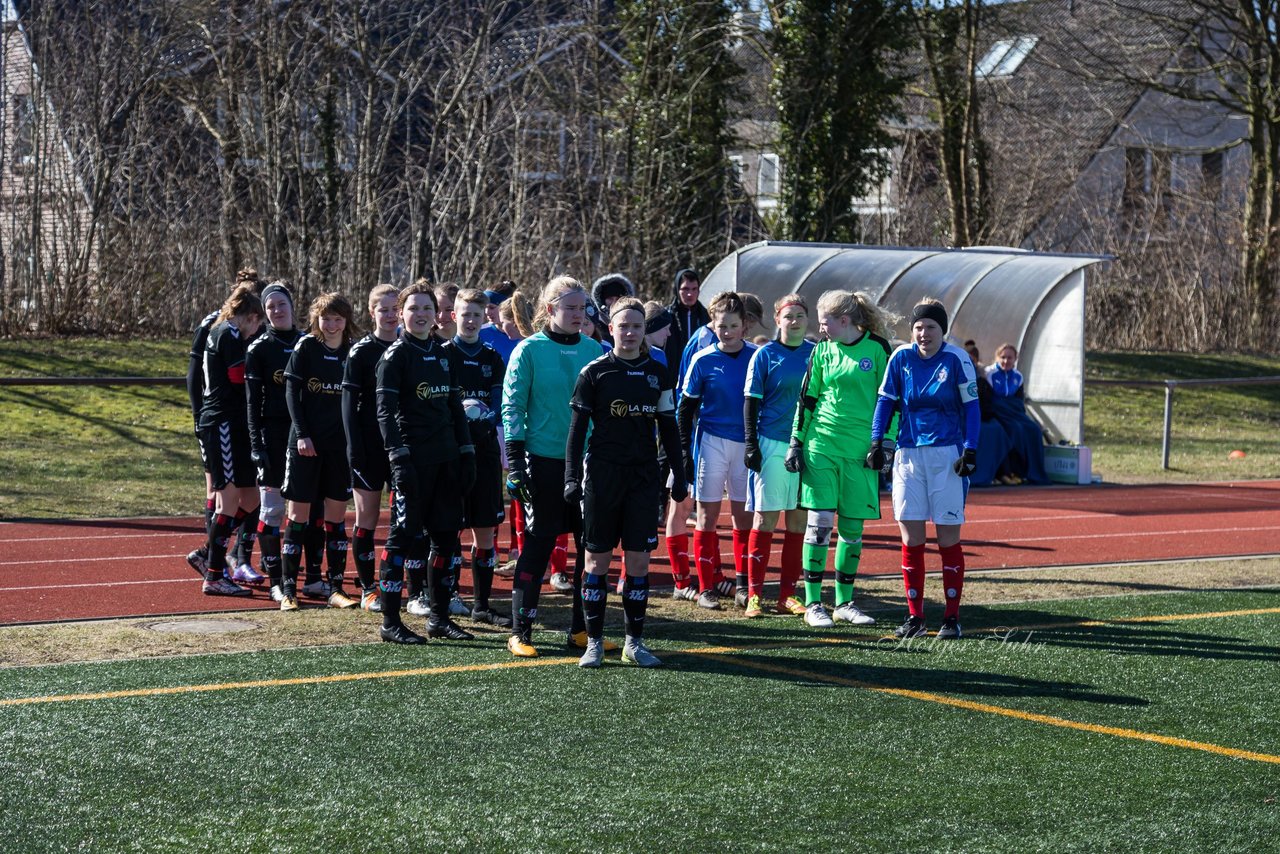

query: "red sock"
left=779, top=531, right=804, bottom=602
left=692, top=529, right=718, bottom=591
left=746, top=529, right=773, bottom=597
left=732, top=528, right=749, bottom=584
left=939, top=543, right=965, bottom=619
left=551, top=533, right=568, bottom=574
left=511, top=501, right=525, bottom=552
left=902, top=543, right=927, bottom=618
left=666, top=533, right=691, bottom=588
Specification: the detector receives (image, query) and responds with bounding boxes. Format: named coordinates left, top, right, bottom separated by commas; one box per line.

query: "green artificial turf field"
left=2, top=588, right=1277, bottom=853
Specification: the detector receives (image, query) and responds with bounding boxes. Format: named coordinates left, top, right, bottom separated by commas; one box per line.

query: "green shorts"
left=799, top=449, right=882, bottom=520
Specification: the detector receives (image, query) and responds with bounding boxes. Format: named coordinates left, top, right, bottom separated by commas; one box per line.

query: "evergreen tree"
left=768, top=0, right=909, bottom=242
left=614, top=0, right=741, bottom=284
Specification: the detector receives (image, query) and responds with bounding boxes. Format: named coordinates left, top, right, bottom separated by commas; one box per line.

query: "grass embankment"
left=0, top=340, right=1278, bottom=519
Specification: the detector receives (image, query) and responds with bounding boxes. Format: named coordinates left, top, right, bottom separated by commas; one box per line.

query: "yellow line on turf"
left=685, top=652, right=1280, bottom=766
left=0, top=640, right=821, bottom=708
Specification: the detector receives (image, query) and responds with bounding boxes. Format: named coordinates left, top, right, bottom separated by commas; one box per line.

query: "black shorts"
left=522, top=454, right=582, bottom=538
left=583, top=458, right=661, bottom=553
left=349, top=427, right=390, bottom=494
left=282, top=443, right=353, bottom=503
left=383, top=453, right=466, bottom=550
left=464, top=446, right=505, bottom=529
left=201, top=421, right=256, bottom=490
left=259, top=419, right=291, bottom=489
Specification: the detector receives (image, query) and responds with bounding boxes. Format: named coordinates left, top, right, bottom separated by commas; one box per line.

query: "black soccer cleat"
left=935, top=616, right=962, bottom=640
left=379, top=623, right=426, bottom=645
left=470, top=607, right=513, bottom=629
left=426, top=619, right=475, bottom=641
left=894, top=615, right=929, bottom=639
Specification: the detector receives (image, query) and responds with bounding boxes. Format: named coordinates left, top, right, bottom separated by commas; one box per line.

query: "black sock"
left=473, top=547, right=496, bottom=611
left=379, top=552, right=404, bottom=629
left=258, top=521, right=282, bottom=587
left=406, top=535, right=427, bottom=599
left=735, top=571, right=747, bottom=591
left=427, top=534, right=454, bottom=623
left=228, top=508, right=248, bottom=565
left=205, top=513, right=235, bottom=581
left=304, top=514, right=325, bottom=585
left=582, top=571, right=608, bottom=640
left=281, top=520, right=306, bottom=597
left=353, top=526, right=376, bottom=592
left=235, top=506, right=259, bottom=566
left=325, top=521, right=349, bottom=591
left=449, top=541, right=463, bottom=596
left=622, top=575, right=649, bottom=639
left=203, top=499, right=215, bottom=548
left=511, top=532, right=554, bottom=638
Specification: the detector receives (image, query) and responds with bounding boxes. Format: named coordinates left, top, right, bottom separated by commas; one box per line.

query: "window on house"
left=851, top=149, right=895, bottom=215
left=1122, top=147, right=1173, bottom=211
left=520, top=112, right=566, bottom=181
left=1201, top=150, right=1223, bottom=199
left=977, top=36, right=1038, bottom=78
left=758, top=152, right=780, bottom=197
left=12, top=93, right=34, bottom=168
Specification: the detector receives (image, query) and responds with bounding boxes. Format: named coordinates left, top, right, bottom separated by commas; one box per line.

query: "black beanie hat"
left=910, top=301, right=948, bottom=335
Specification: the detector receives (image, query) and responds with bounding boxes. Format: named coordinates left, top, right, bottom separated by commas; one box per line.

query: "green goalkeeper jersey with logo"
left=792, top=331, right=896, bottom=457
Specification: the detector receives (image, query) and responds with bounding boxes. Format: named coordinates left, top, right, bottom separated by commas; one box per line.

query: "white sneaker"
left=578, top=637, right=605, bottom=668
left=202, top=577, right=251, bottom=597
left=622, top=637, right=661, bottom=668
left=696, top=590, right=721, bottom=610
left=269, top=585, right=286, bottom=603
left=832, top=602, right=876, bottom=626
left=449, top=592, right=471, bottom=617
left=672, top=585, right=698, bottom=602
left=405, top=592, right=430, bottom=617
left=805, top=603, right=835, bottom=628
left=549, top=571, right=574, bottom=593
left=300, top=580, right=332, bottom=600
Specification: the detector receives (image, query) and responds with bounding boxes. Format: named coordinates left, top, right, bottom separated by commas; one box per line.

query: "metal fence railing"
left=1085, top=376, right=1280, bottom=469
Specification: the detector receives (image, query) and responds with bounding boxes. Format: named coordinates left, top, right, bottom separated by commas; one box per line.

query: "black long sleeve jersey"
left=442, top=336, right=505, bottom=448
left=246, top=327, right=302, bottom=446
left=284, top=334, right=350, bottom=451
left=199, top=321, right=255, bottom=429
left=376, top=333, right=471, bottom=463
left=342, top=334, right=395, bottom=445
left=570, top=350, right=676, bottom=468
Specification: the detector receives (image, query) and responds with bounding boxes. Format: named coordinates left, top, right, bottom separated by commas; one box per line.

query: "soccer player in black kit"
left=342, top=283, right=401, bottom=612
left=198, top=283, right=264, bottom=596
left=444, top=288, right=512, bottom=627
left=375, top=282, right=478, bottom=644
left=245, top=281, right=302, bottom=602
left=279, top=292, right=358, bottom=611
left=565, top=297, right=688, bottom=667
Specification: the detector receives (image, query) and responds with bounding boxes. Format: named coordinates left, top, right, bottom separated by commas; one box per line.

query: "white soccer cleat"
left=832, top=602, right=876, bottom=626
left=804, top=603, right=835, bottom=628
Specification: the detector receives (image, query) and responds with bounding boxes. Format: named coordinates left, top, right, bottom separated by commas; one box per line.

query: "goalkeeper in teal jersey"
left=785, top=290, right=899, bottom=628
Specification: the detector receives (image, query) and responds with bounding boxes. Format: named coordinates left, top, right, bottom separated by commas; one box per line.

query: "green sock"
left=834, top=538, right=861, bottom=605
left=802, top=542, right=828, bottom=604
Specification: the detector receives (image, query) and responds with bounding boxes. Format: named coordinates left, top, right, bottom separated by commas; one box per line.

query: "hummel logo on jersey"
left=323, top=354, right=338, bottom=361
left=626, top=371, right=644, bottom=377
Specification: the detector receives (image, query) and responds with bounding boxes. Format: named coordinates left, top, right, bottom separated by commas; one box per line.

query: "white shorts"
left=746, top=436, right=801, bottom=512
left=693, top=432, right=749, bottom=504
left=892, top=445, right=967, bottom=525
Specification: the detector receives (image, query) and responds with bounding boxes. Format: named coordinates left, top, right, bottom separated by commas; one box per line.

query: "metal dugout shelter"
left=699, top=242, right=1106, bottom=445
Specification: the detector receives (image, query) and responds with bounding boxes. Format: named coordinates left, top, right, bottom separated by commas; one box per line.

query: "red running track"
left=2, top=480, right=1279, bottom=626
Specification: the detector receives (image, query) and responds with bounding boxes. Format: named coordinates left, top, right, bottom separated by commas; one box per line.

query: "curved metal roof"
left=701, top=241, right=1106, bottom=444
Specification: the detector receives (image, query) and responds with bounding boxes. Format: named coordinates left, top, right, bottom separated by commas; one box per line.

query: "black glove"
left=783, top=439, right=805, bottom=474
left=506, top=467, right=533, bottom=504
left=744, top=440, right=762, bottom=473
left=251, top=446, right=272, bottom=485
left=670, top=476, right=689, bottom=503
left=459, top=448, right=477, bottom=494
left=866, top=438, right=896, bottom=476
left=953, top=447, right=977, bottom=478
left=564, top=479, right=583, bottom=504
left=389, top=449, right=416, bottom=499
left=683, top=453, right=696, bottom=487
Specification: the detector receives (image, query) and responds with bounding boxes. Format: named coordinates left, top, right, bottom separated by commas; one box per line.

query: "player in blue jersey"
left=678, top=291, right=758, bottom=610
left=986, top=343, right=1048, bottom=484
left=871, top=298, right=980, bottom=640
left=742, top=294, right=814, bottom=617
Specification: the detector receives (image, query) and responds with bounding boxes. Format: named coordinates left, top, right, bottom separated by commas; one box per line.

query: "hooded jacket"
left=591, top=273, right=636, bottom=314
left=664, top=268, right=710, bottom=368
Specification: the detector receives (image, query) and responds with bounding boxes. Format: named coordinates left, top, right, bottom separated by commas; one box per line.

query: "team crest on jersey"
left=647, top=375, right=660, bottom=389
left=858, top=357, right=873, bottom=371
left=967, top=381, right=977, bottom=397
left=482, top=364, right=492, bottom=378
left=937, top=367, right=948, bottom=383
